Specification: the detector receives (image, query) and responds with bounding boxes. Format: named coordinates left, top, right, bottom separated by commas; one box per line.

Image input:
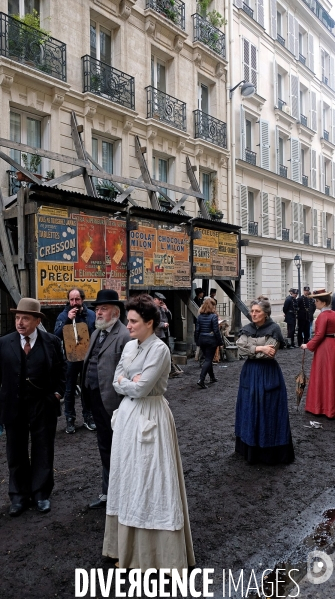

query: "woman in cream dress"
left=102, top=294, right=195, bottom=573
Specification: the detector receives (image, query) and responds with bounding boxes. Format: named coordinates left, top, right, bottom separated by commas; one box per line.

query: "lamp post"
left=294, top=254, right=302, bottom=296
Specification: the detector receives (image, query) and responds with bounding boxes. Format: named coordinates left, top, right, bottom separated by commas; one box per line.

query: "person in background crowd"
left=331, top=291, right=335, bottom=311
left=297, top=286, right=316, bottom=346
left=283, top=288, right=298, bottom=348
left=235, top=296, right=294, bottom=465
left=209, top=288, right=217, bottom=305
left=82, top=289, right=131, bottom=510
left=195, top=298, right=223, bottom=389
left=153, top=292, right=181, bottom=377
left=0, top=298, right=66, bottom=516
left=193, top=288, right=204, bottom=308
left=54, top=287, right=96, bottom=434
left=302, top=289, right=335, bottom=418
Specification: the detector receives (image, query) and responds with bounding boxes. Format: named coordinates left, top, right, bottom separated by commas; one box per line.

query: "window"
left=92, top=136, right=119, bottom=197
left=277, top=11, right=282, bottom=36
left=90, top=20, right=111, bottom=65
left=151, top=56, right=166, bottom=93
left=246, top=120, right=252, bottom=149
left=10, top=110, right=42, bottom=173
left=281, top=201, right=286, bottom=228
left=278, top=137, right=284, bottom=165
left=243, top=39, right=257, bottom=93
left=281, top=261, right=288, bottom=299
left=152, top=156, right=174, bottom=205
left=248, top=191, right=254, bottom=221
left=201, top=172, right=211, bottom=202
left=198, top=83, right=209, bottom=114
left=8, top=0, right=39, bottom=16
left=246, top=257, right=256, bottom=300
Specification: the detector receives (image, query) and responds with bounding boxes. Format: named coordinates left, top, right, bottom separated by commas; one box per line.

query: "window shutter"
left=310, top=91, right=317, bottom=132
left=234, top=0, right=243, bottom=7
left=322, top=212, right=327, bottom=248
left=332, top=162, right=335, bottom=197
left=250, top=43, right=257, bottom=93
left=260, top=120, right=270, bottom=170
left=321, top=49, right=325, bottom=81
left=290, top=74, right=299, bottom=119
left=243, top=38, right=250, bottom=84
left=330, top=57, right=335, bottom=90
left=270, top=0, right=277, bottom=39
left=333, top=215, right=335, bottom=250
left=274, top=60, right=278, bottom=105
left=262, top=192, right=269, bottom=236
left=332, top=109, right=335, bottom=145
left=294, top=18, right=299, bottom=59
left=240, top=184, right=248, bottom=233
left=320, top=154, right=325, bottom=193
left=308, top=34, right=314, bottom=72
left=246, top=257, right=256, bottom=300
left=291, top=138, right=301, bottom=182
left=275, top=196, right=282, bottom=239
left=292, top=202, right=299, bottom=242
left=312, top=208, right=318, bottom=246
left=288, top=13, right=295, bottom=56
left=298, top=203, right=304, bottom=244
left=256, top=0, right=264, bottom=28
left=275, top=126, right=280, bottom=174
left=240, top=105, right=246, bottom=160
left=311, top=149, right=317, bottom=189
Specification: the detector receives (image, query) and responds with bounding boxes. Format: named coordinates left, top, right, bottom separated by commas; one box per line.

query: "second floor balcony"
left=300, top=114, right=308, bottom=127
left=279, top=164, right=287, bottom=178
left=0, top=12, right=66, bottom=81
left=248, top=221, right=258, bottom=236
left=146, top=86, right=186, bottom=131
left=194, top=110, right=227, bottom=149
left=278, top=98, right=286, bottom=111
left=299, top=53, right=306, bottom=65
left=327, top=238, right=332, bottom=249
left=242, top=2, right=254, bottom=19
left=245, top=148, right=256, bottom=165
left=323, top=130, right=329, bottom=141
left=82, top=55, right=135, bottom=110
left=322, top=75, right=329, bottom=86
left=192, top=13, right=225, bottom=58
left=282, top=228, right=290, bottom=241
left=277, top=33, right=285, bottom=46
left=302, top=174, right=308, bottom=187
left=325, top=184, right=330, bottom=195
left=146, top=0, right=185, bottom=30
left=304, top=232, right=310, bottom=245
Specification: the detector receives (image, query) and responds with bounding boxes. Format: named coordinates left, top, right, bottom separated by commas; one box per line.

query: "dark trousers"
left=298, top=319, right=310, bottom=346
left=5, top=395, right=57, bottom=504
left=64, top=360, right=91, bottom=421
left=161, top=336, right=177, bottom=373
left=199, top=344, right=217, bottom=382
left=287, top=323, right=296, bottom=346
left=87, top=387, right=113, bottom=495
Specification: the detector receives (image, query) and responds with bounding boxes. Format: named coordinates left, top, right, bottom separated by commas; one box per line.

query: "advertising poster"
left=37, top=262, right=101, bottom=303
left=37, top=214, right=78, bottom=262
left=73, top=214, right=106, bottom=278
left=193, top=227, right=239, bottom=279
left=105, top=219, right=127, bottom=300
left=129, top=219, right=191, bottom=289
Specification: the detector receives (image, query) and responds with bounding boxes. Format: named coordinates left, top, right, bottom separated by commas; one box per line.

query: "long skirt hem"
left=235, top=436, right=295, bottom=465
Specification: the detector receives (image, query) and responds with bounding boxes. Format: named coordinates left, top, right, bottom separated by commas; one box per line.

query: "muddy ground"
left=1, top=348, right=335, bottom=599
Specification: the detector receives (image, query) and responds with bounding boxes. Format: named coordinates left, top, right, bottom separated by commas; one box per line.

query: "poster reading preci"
left=193, top=227, right=239, bottom=279
left=129, top=219, right=191, bottom=289
left=36, top=209, right=127, bottom=302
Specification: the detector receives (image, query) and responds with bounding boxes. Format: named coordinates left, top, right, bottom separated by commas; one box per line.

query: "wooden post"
left=0, top=188, right=20, bottom=297
left=17, top=187, right=28, bottom=296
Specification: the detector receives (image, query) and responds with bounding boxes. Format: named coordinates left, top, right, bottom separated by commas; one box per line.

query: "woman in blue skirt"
left=235, top=296, right=294, bottom=465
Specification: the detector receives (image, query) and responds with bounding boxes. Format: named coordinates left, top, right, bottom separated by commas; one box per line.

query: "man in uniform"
left=194, top=288, right=204, bottom=309
left=297, top=286, right=316, bottom=346
left=283, top=288, right=298, bottom=348
left=0, top=298, right=66, bottom=516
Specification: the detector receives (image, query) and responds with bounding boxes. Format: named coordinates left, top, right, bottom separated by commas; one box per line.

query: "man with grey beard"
left=82, top=290, right=131, bottom=509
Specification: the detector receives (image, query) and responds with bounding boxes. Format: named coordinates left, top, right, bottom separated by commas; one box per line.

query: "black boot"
left=197, top=380, right=208, bottom=389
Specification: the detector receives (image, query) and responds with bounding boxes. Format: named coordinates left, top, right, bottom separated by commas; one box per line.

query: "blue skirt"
left=235, top=359, right=294, bottom=464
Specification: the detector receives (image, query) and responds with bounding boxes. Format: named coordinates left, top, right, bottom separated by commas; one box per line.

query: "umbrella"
left=295, top=350, right=309, bottom=408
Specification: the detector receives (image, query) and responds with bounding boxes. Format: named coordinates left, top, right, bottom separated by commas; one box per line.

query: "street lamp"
left=294, top=254, right=302, bottom=296
left=229, top=80, right=256, bottom=99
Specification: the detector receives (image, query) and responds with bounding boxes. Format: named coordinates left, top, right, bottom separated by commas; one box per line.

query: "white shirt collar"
left=20, top=328, right=38, bottom=342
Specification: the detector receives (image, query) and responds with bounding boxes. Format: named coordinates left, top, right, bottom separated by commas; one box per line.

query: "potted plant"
left=161, top=0, right=178, bottom=24
left=9, top=10, right=50, bottom=71
left=16, top=153, right=42, bottom=182
left=96, top=181, right=118, bottom=200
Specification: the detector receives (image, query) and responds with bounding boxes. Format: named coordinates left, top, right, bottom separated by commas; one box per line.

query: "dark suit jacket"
left=283, top=295, right=297, bottom=325
left=0, top=329, right=66, bottom=425
left=82, top=320, right=131, bottom=417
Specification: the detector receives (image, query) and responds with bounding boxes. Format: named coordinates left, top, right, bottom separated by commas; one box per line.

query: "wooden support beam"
left=17, top=187, right=25, bottom=270
left=3, top=201, right=37, bottom=220
left=0, top=257, right=21, bottom=304
left=0, top=189, right=21, bottom=297
left=0, top=137, right=88, bottom=168
left=70, top=112, right=97, bottom=198
left=0, top=150, right=42, bottom=185
left=134, top=136, right=160, bottom=211
left=42, top=167, right=85, bottom=187
left=216, top=280, right=251, bottom=321
left=85, top=151, right=138, bottom=206
left=186, top=156, right=210, bottom=219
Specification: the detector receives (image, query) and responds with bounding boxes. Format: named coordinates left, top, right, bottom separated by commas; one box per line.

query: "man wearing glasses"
left=82, top=289, right=130, bottom=509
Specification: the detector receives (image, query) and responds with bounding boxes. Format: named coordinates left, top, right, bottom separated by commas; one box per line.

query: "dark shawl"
left=239, top=318, right=285, bottom=347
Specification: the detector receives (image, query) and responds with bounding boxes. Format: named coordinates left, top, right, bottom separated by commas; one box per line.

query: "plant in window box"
left=96, top=181, right=118, bottom=200
left=9, top=10, right=50, bottom=70
left=90, top=73, right=103, bottom=94
left=16, top=153, right=43, bottom=182
left=46, top=169, right=55, bottom=180
left=196, top=1, right=226, bottom=27
left=161, top=0, right=178, bottom=24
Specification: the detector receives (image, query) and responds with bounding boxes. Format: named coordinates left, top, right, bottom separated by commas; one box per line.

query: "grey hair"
left=250, top=295, right=271, bottom=317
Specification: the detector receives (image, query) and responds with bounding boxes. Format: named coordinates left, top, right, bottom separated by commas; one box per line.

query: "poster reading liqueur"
left=193, top=227, right=239, bottom=279
left=129, top=219, right=191, bottom=289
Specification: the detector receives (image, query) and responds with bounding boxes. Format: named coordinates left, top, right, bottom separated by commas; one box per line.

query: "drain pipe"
left=228, top=0, right=236, bottom=227
left=225, top=0, right=232, bottom=225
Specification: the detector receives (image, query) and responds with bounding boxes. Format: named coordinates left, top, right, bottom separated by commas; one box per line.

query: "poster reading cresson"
left=193, top=228, right=239, bottom=279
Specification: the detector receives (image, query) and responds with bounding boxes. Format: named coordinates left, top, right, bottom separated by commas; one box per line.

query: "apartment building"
left=232, top=0, right=335, bottom=317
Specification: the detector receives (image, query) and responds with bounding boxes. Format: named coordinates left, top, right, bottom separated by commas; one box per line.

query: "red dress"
left=305, top=309, right=335, bottom=418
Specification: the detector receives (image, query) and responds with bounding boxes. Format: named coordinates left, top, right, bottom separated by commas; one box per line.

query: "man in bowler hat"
left=82, top=289, right=131, bottom=509
left=0, top=298, right=66, bottom=516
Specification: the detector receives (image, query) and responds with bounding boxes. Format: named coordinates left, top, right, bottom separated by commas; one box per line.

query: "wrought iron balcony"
left=325, top=185, right=330, bottom=195
left=304, top=233, right=310, bottom=245
left=279, top=164, right=287, bottom=178
left=193, top=110, right=227, bottom=149
left=323, top=130, right=329, bottom=141
left=0, top=12, right=66, bottom=81
left=300, top=114, right=308, bottom=127
left=327, top=237, right=332, bottom=249
left=302, top=174, right=308, bottom=187
left=248, top=221, right=258, bottom=236
left=322, top=75, right=329, bottom=85
left=7, top=170, right=21, bottom=196
left=302, top=0, right=335, bottom=34
left=192, top=13, right=225, bottom=58
left=245, top=148, right=256, bottom=165
left=277, top=33, right=285, bottom=46
left=299, top=53, right=306, bottom=65
left=242, top=2, right=254, bottom=18
left=282, top=228, right=290, bottom=241
left=82, top=55, right=135, bottom=110
left=278, top=98, right=286, bottom=111
left=146, top=0, right=185, bottom=30
left=145, top=86, right=186, bottom=131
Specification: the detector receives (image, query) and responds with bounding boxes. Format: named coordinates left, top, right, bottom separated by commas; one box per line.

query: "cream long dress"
left=102, top=333, right=195, bottom=573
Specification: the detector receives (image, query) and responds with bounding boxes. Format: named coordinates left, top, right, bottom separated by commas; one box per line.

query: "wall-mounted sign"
left=193, top=228, right=239, bottom=279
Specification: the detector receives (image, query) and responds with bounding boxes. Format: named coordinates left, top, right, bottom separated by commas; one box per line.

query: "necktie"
left=99, top=330, right=108, bottom=344
left=24, top=336, right=31, bottom=355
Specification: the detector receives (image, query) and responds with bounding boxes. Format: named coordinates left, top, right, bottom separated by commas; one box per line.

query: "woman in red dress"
left=301, top=289, right=335, bottom=418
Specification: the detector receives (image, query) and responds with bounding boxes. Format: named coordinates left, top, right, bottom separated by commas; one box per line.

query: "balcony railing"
left=282, top=228, right=290, bottom=241
left=302, top=174, right=308, bottom=187
left=193, top=110, right=227, bottom=148
left=146, top=0, right=185, bottom=30
left=192, top=13, right=225, bottom=58
left=278, top=98, right=286, bottom=111
left=304, top=233, right=310, bottom=245
left=302, top=0, right=335, bottom=35
left=299, top=53, right=306, bottom=65
left=327, top=238, right=332, bottom=249
left=277, top=33, right=285, bottom=46
left=279, top=164, right=287, bottom=178
left=242, top=2, right=254, bottom=18
left=323, top=130, right=329, bottom=141
left=7, top=170, right=21, bottom=196
left=245, top=148, right=256, bottom=165
left=82, top=55, right=135, bottom=110
left=145, top=86, right=186, bottom=131
left=300, top=114, right=308, bottom=127
left=322, top=75, right=329, bottom=85
left=248, top=221, right=258, bottom=236
left=325, top=185, right=330, bottom=195
left=0, top=12, right=66, bottom=81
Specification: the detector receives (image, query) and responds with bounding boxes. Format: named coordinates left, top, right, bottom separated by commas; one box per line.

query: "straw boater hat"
left=10, top=297, right=44, bottom=318
left=310, top=288, right=332, bottom=298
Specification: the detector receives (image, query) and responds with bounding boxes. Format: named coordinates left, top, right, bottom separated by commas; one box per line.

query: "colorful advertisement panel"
left=129, top=219, right=191, bottom=289
left=193, top=228, right=239, bottom=279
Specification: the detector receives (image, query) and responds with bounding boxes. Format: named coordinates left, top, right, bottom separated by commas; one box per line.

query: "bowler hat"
left=90, top=289, right=125, bottom=312
left=310, top=288, right=332, bottom=298
left=154, top=292, right=166, bottom=300
left=10, top=297, right=44, bottom=318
